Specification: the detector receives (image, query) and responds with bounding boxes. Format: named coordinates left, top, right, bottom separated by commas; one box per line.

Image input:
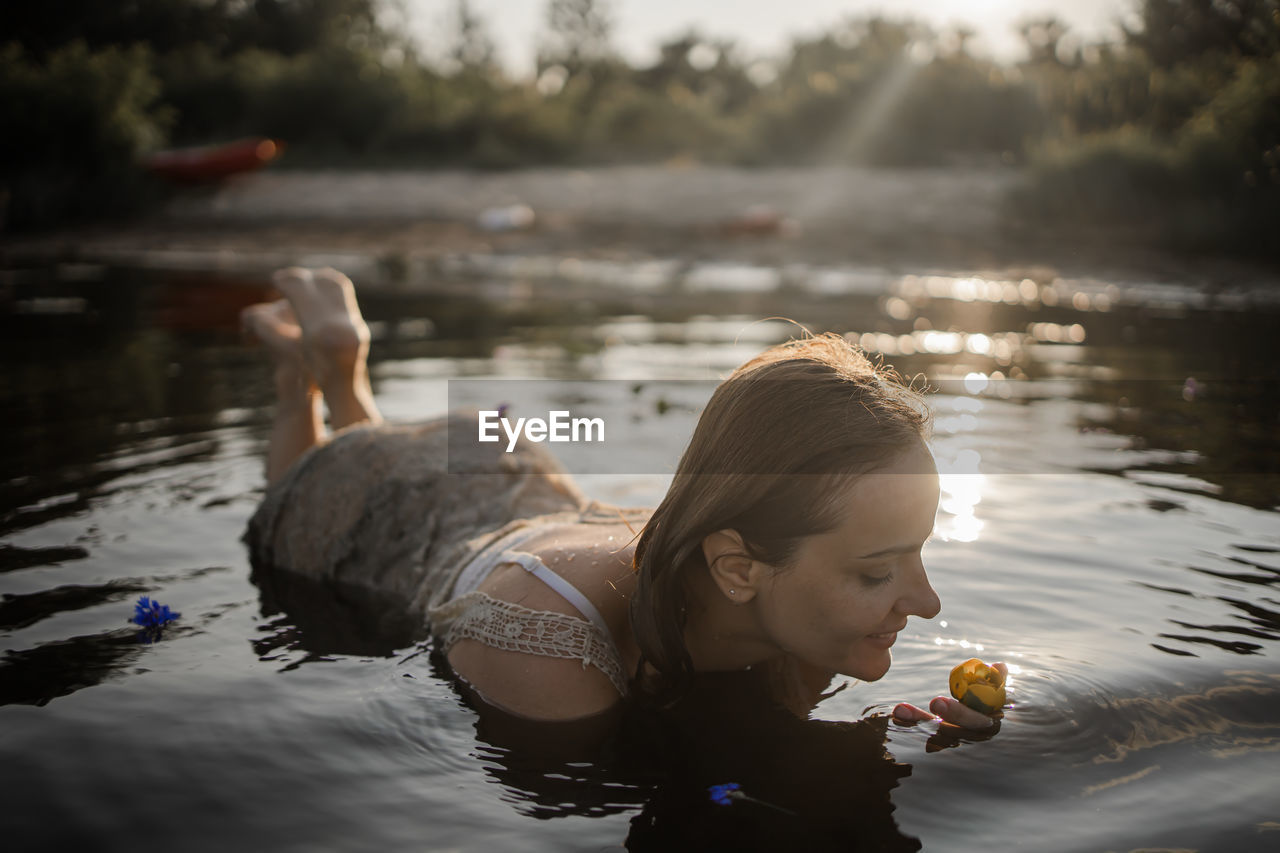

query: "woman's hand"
left=891, top=661, right=1008, bottom=731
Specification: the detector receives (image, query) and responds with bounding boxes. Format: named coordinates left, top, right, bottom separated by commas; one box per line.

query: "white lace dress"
left=244, top=410, right=648, bottom=694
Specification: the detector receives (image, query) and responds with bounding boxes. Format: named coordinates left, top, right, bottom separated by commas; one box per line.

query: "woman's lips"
left=864, top=630, right=899, bottom=648
left=864, top=624, right=907, bottom=647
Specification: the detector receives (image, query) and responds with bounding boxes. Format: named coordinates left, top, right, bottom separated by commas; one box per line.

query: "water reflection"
left=2, top=261, right=1279, bottom=850
left=0, top=629, right=144, bottom=706
left=0, top=581, right=147, bottom=631
left=249, top=566, right=427, bottom=664
left=1085, top=670, right=1280, bottom=764
left=244, top=547, right=953, bottom=852
left=0, top=543, right=89, bottom=574
left=936, top=449, right=985, bottom=543
left=456, top=662, right=924, bottom=852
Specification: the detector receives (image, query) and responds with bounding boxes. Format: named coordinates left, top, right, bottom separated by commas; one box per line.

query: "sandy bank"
left=2, top=165, right=1274, bottom=288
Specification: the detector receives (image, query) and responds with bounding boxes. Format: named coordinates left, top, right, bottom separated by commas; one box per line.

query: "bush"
left=237, top=48, right=410, bottom=154
left=157, top=44, right=254, bottom=144
left=1013, top=55, right=1280, bottom=257
left=580, top=81, right=734, bottom=162
left=0, top=41, right=170, bottom=228
left=1178, top=55, right=1280, bottom=193
left=1017, top=128, right=1181, bottom=218
left=745, top=49, right=1043, bottom=166
left=479, top=88, right=579, bottom=164
left=1030, top=51, right=1234, bottom=140
left=879, top=58, right=1043, bottom=164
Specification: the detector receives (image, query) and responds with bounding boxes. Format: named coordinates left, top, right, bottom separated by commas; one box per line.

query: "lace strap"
left=500, top=550, right=613, bottom=640
left=432, top=591, right=629, bottom=697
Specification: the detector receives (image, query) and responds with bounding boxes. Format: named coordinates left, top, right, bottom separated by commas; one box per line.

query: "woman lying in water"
left=242, top=266, right=1003, bottom=730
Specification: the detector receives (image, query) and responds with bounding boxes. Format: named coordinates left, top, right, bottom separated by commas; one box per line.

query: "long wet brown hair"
left=628, top=331, right=931, bottom=697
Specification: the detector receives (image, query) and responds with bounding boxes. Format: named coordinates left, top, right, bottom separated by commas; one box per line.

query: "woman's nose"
left=899, top=561, right=941, bottom=620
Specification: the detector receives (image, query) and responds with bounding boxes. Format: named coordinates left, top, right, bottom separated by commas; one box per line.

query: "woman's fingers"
left=893, top=662, right=1010, bottom=729
left=929, top=696, right=997, bottom=729
left=892, top=702, right=937, bottom=723
left=893, top=698, right=997, bottom=730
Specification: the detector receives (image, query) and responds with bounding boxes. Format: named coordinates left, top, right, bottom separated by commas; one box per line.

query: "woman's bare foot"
left=241, top=298, right=325, bottom=485
left=271, top=267, right=368, bottom=383
left=240, top=299, right=314, bottom=403
left=271, top=267, right=382, bottom=430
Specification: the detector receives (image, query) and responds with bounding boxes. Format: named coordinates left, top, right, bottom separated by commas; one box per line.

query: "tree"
left=635, top=31, right=757, bottom=113
left=539, top=0, right=614, bottom=75
left=447, top=0, right=497, bottom=75
left=1124, top=0, right=1280, bottom=68
left=1017, top=16, right=1075, bottom=67
left=3, top=0, right=389, bottom=58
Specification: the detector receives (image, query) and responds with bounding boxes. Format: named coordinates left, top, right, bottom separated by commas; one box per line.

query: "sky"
left=399, top=0, right=1132, bottom=77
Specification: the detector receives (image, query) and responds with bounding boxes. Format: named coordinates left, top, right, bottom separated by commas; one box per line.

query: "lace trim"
left=431, top=591, right=629, bottom=697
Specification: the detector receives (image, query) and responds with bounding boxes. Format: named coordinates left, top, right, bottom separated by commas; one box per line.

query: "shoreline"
left=3, top=166, right=1276, bottom=291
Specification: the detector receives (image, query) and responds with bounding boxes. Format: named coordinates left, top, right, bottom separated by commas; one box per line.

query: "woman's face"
left=752, top=442, right=942, bottom=681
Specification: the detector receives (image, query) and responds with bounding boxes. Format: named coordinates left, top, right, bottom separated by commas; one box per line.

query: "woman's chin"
left=841, top=652, right=892, bottom=682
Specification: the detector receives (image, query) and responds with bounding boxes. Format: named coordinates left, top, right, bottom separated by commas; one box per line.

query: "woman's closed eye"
left=859, top=567, right=895, bottom=587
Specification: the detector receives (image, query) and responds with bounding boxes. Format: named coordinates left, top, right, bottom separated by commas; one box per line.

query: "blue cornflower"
left=708, top=783, right=743, bottom=806
left=707, top=782, right=795, bottom=815
left=131, top=596, right=180, bottom=630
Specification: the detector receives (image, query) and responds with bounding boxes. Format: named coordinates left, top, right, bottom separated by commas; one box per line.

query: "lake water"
left=1, top=258, right=1278, bottom=851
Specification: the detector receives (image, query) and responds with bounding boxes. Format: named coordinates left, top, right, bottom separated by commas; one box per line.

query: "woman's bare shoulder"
left=448, top=637, right=623, bottom=721
left=442, top=520, right=640, bottom=721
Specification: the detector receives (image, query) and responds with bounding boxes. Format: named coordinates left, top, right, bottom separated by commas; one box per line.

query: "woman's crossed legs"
left=241, top=267, right=382, bottom=485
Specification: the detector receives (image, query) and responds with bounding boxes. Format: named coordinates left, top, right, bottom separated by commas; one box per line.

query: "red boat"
left=144, top=138, right=283, bottom=185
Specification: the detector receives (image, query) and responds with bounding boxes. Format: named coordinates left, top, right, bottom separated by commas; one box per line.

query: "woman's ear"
left=701, top=529, right=762, bottom=603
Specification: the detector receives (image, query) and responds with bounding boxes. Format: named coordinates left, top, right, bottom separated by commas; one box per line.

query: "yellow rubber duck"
left=949, top=658, right=1007, bottom=715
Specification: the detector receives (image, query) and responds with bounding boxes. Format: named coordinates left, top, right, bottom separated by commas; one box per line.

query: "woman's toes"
left=313, top=267, right=354, bottom=290
left=265, top=267, right=370, bottom=384
left=311, top=268, right=364, bottom=319
left=251, top=298, right=298, bottom=328
left=240, top=302, right=275, bottom=342
left=273, top=266, right=313, bottom=288
left=302, top=270, right=368, bottom=361
left=241, top=300, right=302, bottom=353
left=272, top=267, right=315, bottom=312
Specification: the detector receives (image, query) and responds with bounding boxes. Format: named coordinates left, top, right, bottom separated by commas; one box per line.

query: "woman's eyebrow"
left=855, top=539, right=930, bottom=559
